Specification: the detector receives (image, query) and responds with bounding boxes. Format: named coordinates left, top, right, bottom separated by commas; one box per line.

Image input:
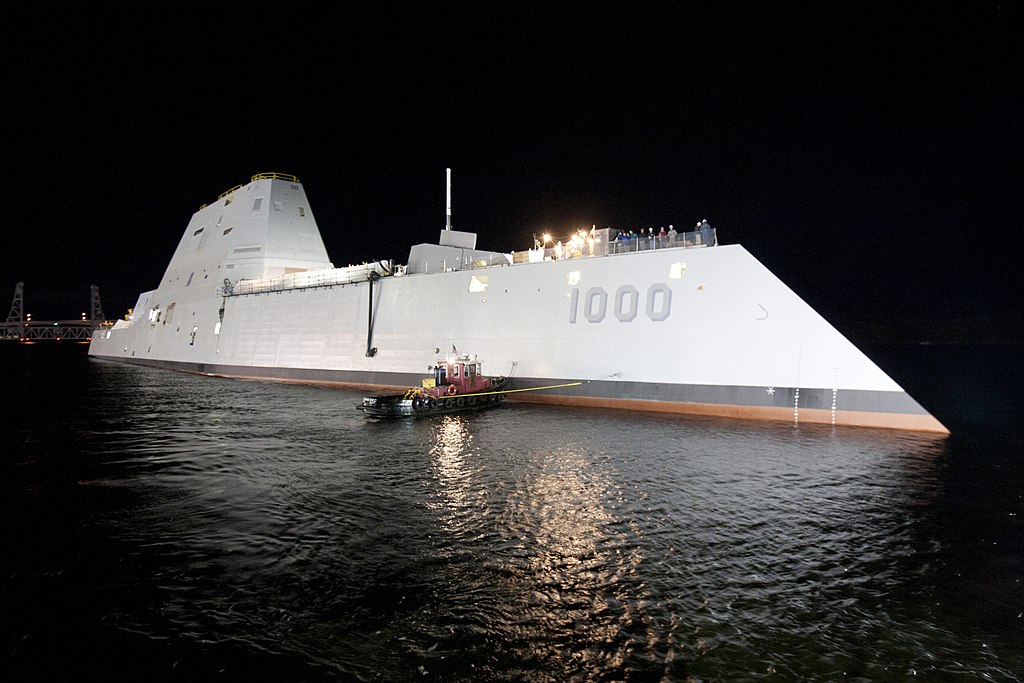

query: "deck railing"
left=513, top=227, right=717, bottom=263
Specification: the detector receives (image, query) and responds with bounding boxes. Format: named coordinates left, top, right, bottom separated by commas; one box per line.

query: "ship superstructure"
left=89, top=172, right=948, bottom=433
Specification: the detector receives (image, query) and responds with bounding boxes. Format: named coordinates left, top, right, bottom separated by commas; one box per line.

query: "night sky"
left=2, top=3, right=1020, bottom=343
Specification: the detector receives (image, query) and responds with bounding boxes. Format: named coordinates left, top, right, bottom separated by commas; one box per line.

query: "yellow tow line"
left=413, top=381, right=584, bottom=400
left=490, top=381, right=583, bottom=395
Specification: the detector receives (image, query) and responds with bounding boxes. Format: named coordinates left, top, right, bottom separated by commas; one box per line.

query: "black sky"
left=2, top=3, right=1021, bottom=341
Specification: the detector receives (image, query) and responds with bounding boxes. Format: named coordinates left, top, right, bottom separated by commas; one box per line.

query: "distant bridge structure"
left=1, top=282, right=106, bottom=342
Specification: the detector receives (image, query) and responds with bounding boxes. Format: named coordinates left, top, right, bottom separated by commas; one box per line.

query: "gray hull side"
left=90, top=355, right=942, bottom=432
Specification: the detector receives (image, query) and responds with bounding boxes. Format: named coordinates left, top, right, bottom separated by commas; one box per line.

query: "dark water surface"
left=3, top=345, right=1022, bottom=681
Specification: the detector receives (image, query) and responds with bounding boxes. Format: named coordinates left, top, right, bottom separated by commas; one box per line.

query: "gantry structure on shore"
left=1, top=282, right=106, bottom=342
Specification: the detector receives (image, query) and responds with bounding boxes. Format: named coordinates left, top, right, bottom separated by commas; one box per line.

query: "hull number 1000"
left=568, top=284, right=672, bottom=324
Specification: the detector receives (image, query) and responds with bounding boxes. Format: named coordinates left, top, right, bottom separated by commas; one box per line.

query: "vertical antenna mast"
left=445, top=168, right=452, bottom=231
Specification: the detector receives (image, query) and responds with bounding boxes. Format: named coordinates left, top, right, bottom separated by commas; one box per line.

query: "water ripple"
left=3, top=356, right=1021, bottom=681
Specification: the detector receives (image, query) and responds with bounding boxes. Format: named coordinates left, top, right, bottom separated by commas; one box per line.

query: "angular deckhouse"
left=89, top=173, right=948, bottom=433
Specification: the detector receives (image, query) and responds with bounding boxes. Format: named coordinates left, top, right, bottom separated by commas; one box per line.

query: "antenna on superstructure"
left=445, top=167, right=452, bottom=230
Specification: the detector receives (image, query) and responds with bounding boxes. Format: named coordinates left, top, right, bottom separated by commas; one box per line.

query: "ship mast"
left=445, top=167, right=452, bottom=230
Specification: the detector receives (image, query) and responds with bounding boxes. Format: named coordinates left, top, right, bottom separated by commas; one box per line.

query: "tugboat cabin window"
left=453, top=364, right=460, bottom=378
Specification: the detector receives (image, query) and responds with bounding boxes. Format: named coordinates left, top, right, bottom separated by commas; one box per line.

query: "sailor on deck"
left=699, top=219, right=714, bottom=246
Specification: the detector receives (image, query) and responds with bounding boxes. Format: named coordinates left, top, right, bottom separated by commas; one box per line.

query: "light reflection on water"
left=422, top=412, right=668, bottom=679
left=497, top=441, right=649, bottom=678
left=428, top=415, right=480, bottom=535
left=3, top=352, right=1022, bottom=681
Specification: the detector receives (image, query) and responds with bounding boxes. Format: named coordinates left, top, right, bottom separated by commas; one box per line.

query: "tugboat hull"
left=359, top=379, right=508, bottom=417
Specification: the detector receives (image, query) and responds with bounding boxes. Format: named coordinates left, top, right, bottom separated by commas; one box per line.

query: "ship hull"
left=88, top=175, right=948, bottom=433
left=88, top=354, right=943, bottom=432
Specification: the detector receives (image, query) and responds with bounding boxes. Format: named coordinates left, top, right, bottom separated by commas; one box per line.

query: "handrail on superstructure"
left=201, top=173, right=300, bottom=209
left=251, top=172, right=300, bottom=183
left=217, top=184, right=244, bottom=200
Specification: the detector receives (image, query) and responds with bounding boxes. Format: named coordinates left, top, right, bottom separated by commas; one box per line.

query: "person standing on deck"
left=699, top=219, right=713, bottom=246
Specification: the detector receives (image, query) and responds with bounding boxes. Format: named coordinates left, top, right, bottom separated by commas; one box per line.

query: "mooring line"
left=432, top=370, right=620, bottom=399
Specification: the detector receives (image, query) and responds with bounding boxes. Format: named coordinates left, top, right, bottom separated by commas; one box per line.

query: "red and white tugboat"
left=358, top=353, right=508, bottom=417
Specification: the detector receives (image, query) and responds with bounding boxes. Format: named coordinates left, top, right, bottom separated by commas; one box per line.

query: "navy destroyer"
left=88, top=172, right=948, bottom=433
